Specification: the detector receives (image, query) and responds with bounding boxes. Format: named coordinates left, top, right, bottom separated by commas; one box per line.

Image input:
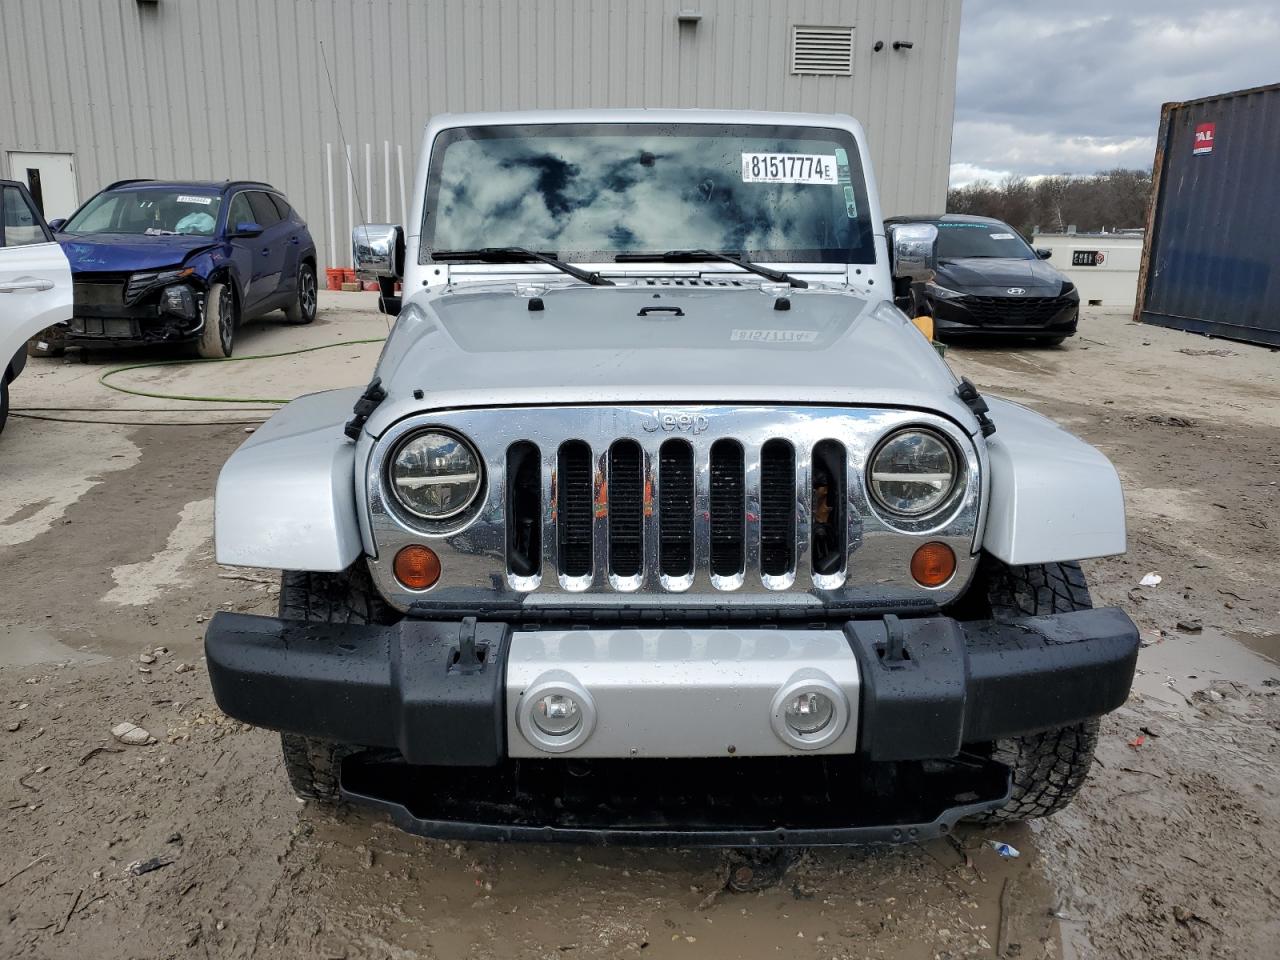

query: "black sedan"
left=886, top=214, right=1079, bottom=344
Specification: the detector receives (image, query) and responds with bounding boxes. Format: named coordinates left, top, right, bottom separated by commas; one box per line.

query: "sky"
left=949, top=0, right=1280, bottom=186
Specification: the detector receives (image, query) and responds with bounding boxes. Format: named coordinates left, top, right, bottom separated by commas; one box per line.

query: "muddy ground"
left=1, top=298, right=1277, bottom=959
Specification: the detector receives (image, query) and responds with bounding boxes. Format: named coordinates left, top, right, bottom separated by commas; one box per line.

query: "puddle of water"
left=1233, top=631, right=1280, bottom=665
left=1131, top=627, right=1279, bottom=714
left=0, top=625, right=109, bottom=667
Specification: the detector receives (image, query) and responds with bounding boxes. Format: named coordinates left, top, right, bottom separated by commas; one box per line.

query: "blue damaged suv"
left=48, top=179, right=318, bottom=357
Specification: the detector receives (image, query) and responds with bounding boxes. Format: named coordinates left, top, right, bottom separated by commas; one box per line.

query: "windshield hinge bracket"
left=344, top=377, right=387, bottom=441
left=956, top=377, right=997, bottom=438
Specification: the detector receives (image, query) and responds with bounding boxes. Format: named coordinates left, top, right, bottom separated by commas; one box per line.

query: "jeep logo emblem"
left=1006, top=287, right=1026, bottom=295
left=641, top=410, right=710, bottom=434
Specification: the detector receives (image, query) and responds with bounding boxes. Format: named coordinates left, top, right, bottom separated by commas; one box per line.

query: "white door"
left=7, top=152, right=79, bottom=221
left=1, top=183, right=73, bottom=374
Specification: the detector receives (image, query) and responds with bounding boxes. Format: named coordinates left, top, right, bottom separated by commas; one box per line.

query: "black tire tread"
left=278, top=566, right=397, bottom=625
left=278, top=563, right=395, bottom=802
left=969, top=557, right=1100, bottom=823
left=971, top=717, right=1101, bottom=823
left=984, top=558, right=1092, bottom=621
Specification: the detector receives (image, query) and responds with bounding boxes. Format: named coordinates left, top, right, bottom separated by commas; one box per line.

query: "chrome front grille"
left=365, top=405, right=984, bottom=613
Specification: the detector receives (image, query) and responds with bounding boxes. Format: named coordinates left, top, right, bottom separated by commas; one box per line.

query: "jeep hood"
left=60, top=233, right=219, bottom=274
left=363, top=284, right=979, bottom=436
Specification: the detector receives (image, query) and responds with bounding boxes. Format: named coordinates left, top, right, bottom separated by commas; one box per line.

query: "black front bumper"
left=930, top=294, right=1079, bottom=337
left=65, top=277, right=205, bottom=345
left=206, top=607, right=1138, bottom=845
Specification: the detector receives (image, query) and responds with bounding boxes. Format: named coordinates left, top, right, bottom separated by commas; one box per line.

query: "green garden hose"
left=95, top=337, right=386, bottom=405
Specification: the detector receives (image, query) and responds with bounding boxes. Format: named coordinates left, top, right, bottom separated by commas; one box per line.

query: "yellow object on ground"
left=910, top=315, right=935, bottom=340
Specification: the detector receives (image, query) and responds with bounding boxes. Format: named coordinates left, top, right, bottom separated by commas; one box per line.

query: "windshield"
left=64, top=189, right=223, bottom=237
left=935, top=221, right=1034, bottom=260
left=422, top=122, right=874, bottom=264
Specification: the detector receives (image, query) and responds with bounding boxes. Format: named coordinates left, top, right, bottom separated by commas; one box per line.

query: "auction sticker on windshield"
left=741, top=153, right=837, bottom=184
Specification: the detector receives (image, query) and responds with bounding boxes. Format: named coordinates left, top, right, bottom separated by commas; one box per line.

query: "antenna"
left=320, top=40, right=392, bottom=333
left=320, top=40, right=368, bottom=228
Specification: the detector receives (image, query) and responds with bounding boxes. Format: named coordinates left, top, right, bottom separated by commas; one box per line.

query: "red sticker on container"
left=1193, top=122, right=1215, bottom=155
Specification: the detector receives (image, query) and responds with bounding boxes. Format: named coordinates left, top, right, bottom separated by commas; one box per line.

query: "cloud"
left=952, top=0, right=1280, bottom=182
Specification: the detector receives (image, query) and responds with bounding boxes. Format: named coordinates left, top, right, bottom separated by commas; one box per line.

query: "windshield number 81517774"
left=741, top=153, right=836, bottom=184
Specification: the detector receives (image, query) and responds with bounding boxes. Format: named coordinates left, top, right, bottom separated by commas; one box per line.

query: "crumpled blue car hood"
left=59, top=233, right=219, bottom=274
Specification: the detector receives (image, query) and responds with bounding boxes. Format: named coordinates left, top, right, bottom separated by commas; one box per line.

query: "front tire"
left=283, top=261, right=317, bottom=324
left=278, top=565, right=397, bottom=803
left=967, top=559, right=1102, bottom=823
left=197, top=281, right=237, bottom=359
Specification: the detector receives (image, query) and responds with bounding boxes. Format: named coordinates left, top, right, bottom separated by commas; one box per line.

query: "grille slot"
left=658, top=440, right=695, bottom=578
left=760, top=440, right=796, bottom=577
left=557, top=441, right=593, bottom=577
left=811, top=440, right=847, bottom=576
left=709, top=440, right=745, bottom=578
left=608, top=441, right=644, bottom=578
left=505, top=442, right=541, bottom=578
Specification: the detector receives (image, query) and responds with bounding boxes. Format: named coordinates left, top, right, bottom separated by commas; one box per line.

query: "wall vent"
left=791, top=25, right=854, bottom=76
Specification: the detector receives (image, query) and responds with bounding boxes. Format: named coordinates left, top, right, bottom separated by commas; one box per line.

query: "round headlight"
left=390, top=430, right=483, bottom=520
left=868, top=428, right=958, bottom=517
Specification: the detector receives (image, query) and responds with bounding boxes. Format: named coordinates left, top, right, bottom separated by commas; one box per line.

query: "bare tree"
left=946, top=169, right=1152, bottom=235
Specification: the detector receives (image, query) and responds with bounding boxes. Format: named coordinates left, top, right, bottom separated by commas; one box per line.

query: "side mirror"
left=47, top=218, right=66, bottom=232
left=353, top=224, right=405, bottom=280
left=230, top=221, right=264, bottom=238
left=887, top=222, right=938, bottom=283
left=1036, top=247, right=1052, bottom=260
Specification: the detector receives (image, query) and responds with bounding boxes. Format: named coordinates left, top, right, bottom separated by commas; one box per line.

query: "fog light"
left=770, top=672, right=849, bottom=750
left=393, top=544, right=441, bottom=590
left=910, top=541, right=956, bottom=588
left=532, top=693, right=582, bottom=736
left=518, top=673, right=597, bottom=753
left=784, top=691, right=834, bottom=735
left=160, top=284, right=197, bottom=320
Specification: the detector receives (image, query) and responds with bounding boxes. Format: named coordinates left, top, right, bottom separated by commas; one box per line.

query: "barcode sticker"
left=176, top=195, right=213, bottom=205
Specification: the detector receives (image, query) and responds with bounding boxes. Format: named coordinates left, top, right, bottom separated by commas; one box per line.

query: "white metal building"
left=1, top=0, right=962, bottom=269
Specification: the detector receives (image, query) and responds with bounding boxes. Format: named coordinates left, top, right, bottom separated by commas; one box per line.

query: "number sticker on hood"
left=731, top=328, right=820, bottom=343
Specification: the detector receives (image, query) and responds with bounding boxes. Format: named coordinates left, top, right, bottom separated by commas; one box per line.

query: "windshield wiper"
left=431, top=247, right=614, bottom=286
left=614, top=250, right=807, bottom=288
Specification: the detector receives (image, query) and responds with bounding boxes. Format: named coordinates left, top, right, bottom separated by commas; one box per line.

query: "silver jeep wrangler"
left=206, top=110, right=1137, bottom=845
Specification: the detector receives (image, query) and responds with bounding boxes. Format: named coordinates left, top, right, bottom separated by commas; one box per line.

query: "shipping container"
left=1134, top=82, right=1280, bottom=347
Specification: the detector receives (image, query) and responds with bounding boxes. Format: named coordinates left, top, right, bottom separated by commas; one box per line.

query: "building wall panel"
left=0, top=0, right=960, bottom=269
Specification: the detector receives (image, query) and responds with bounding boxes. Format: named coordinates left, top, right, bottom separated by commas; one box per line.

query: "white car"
left=0, top=179, right=72, bottom=432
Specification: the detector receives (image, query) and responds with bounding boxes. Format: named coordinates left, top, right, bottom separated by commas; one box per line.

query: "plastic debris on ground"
left=987, top=841, right=1020, bottom=859
left=1139, top=573, right=1163, bottom=587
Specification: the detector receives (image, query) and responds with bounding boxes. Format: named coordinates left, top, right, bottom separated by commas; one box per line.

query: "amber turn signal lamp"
left=910, top=541, right=956, bottom=588
left=394, top=545, right=441, bottom=590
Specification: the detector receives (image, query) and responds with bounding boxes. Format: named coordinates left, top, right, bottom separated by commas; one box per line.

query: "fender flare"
left=981, top=396, right=1126, bottom=565
left=215, top=388, right=364, bottom=571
